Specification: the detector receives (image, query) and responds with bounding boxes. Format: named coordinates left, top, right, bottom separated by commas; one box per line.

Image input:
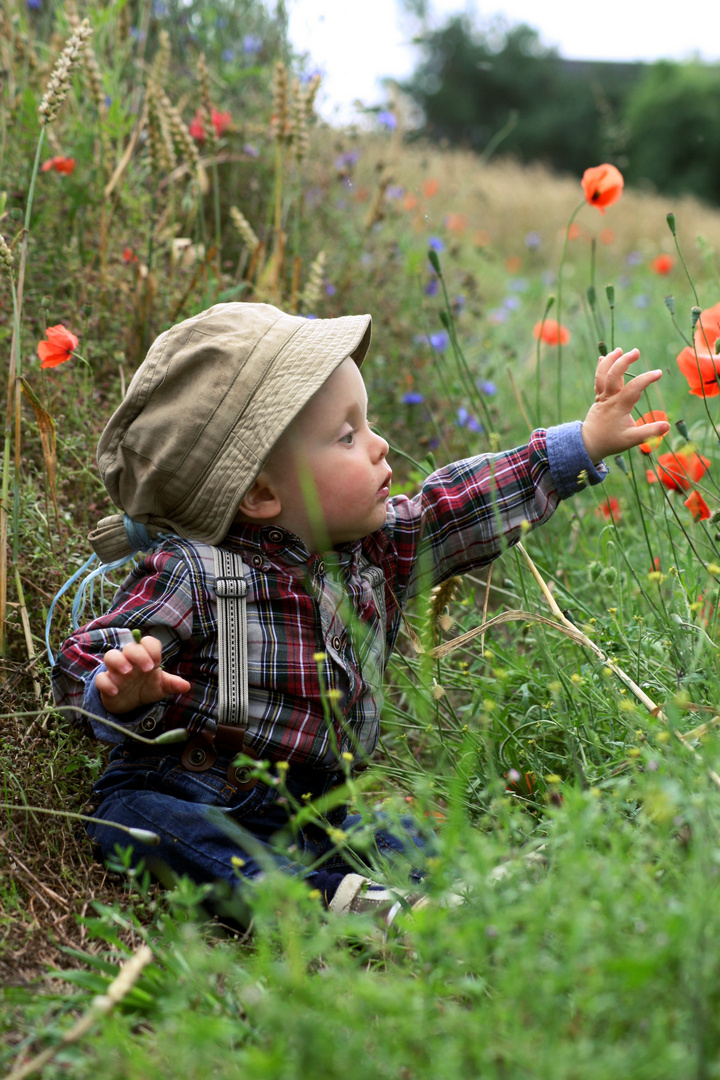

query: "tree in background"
left=403, top=16, right=637, bottom=177
left=624, top=61, right=720, bottom=205
left=403, top=13, right=720, bottom=205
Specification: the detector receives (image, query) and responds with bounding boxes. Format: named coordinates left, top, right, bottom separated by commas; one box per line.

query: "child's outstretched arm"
left=95, top=635, right=191, bottom=715
left=581, top=347, right=671, bottom=464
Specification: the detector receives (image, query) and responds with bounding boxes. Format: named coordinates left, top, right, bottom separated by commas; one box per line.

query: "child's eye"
left=339, top=431, right=354, bottom=445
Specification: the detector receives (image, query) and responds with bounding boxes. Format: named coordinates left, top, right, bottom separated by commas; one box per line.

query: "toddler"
left=52, top=302, right=669, bottom=921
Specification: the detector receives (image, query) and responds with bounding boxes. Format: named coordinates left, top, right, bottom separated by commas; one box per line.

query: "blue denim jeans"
left=86, top=742, right=431, bottom=901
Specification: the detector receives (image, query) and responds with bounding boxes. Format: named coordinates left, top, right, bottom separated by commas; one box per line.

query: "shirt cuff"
left=546, top=421, right=608, bottom=499
left=83, top=665, right=154, bottom=744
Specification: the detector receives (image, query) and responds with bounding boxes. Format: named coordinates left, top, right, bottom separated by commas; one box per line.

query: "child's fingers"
left=599, top=348, right=642, bottom=394
left=625, top=419, right=671, bottom=449
left=159, top=671, right=191, bottom=695
left=620, top=368, right=664, bottom=405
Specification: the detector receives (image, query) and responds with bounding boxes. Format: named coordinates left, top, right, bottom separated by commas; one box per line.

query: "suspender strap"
left=212, top=547, right=250, bottom=728
left=359, top=560, right=387, bottom=667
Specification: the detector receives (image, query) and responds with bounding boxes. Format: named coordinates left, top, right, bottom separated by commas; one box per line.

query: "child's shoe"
left=328, top=873, right=430, bottom=927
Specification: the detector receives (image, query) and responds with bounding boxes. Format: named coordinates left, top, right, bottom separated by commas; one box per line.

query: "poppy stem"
left=555, top=200, right=585, bottom=424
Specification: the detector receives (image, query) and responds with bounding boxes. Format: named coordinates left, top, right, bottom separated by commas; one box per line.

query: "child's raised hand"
left=95, top=634, right=191, bottom=715
left=581, top=347, right=671, bottom=464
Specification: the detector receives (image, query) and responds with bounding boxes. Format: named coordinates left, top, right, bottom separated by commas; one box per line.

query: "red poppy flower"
left=635, top=410, right=668, bottom=454
left=685, top=490, right=711, bottom=521
left=122, top=247, right=138, bottom=264
left=37, top=324, right=79, bottom=368
left=403, top=193, right=419, bottom=211
left=677, top=347, right=720, bottom=397
left=41, top=156, right=76, bottom=175
left=596, top=496, right=620, bottom=521
left=533, top=319, right=571, bottom=346
left=189, top=107, right=232, bottom=142
left=581, top=164, right=624, bottom=214
left=444, top=212, right=468, bottom=233
left=694, top=301, right=720, bottom=356
left=652, top=254, right=674, bottom=275
left=421, top=178, right=439, bottom=197
left=647, top=450, right=710, bottom=492
left=599, top=228, right=615, bottom=245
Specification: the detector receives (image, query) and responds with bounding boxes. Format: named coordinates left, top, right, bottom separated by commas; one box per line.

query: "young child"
left=52, top=301, right=669, bottom=920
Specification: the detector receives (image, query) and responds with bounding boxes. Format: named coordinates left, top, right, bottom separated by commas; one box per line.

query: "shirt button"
left=267, top=529, right=283, bottom=544
left=331, top=634, right=342, bottom=651
left=251, top=554, right=264, bottom=568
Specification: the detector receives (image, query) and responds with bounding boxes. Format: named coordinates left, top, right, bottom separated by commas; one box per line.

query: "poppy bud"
left=715, top=338, right=720, bottom=356
left=675, top=419, right=689, bottom=440
left=40, top=295, right=52, bottom=309
left=666, top=212, right=676, bottom=235
left=598, top=341, right=608, bottom=356
left=664, top=295, right=675, bottom=316
left=691, top=307, right=702, bottom=330
left=439, top=309, right=450, bottom=329
left=614, top=455, right=628, bottom=475
left=605, top=284, right=615, bottom=306
left=83, top=303, right=93, bottom=317
left=427, top=248, right=442, bottom=275
left=587, top=285, right=596, bottom=306
left=9, top=208, right=22, bottom=220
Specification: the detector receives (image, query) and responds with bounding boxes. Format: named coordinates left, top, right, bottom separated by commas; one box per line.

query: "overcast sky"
left=287, top=0, right=720, bottom=123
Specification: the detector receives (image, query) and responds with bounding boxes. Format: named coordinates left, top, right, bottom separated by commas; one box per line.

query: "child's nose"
left=372, top=431, right=389, bottom=461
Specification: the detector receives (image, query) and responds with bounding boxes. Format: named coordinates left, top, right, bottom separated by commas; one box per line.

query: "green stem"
left=555, top=199, right=585, bottom=423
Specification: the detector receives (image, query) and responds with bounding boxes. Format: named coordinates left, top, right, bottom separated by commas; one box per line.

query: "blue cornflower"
left=429, top=331, right=449, bottom=352
left=477, top=380, right=497, bottom=396
left=428, top=236, right=444, bottom=252
left=222, top=49, right=235, bottom=63
left=525, top=230, right=541, bottom=249
left=625, top=251, right=643, bottom=266
left=243, top=143, right=260, bottom=158
left=27, top=0, right=42, bottom=8
left=324, top=282, right=336, bottom=296
left=456, top=408, right=483, bottom=432
left=503, top=296, right=520, bottom=311
left=243, top=34, right=263, bottom=55
left=403, top=392, right=424, bottom=405
left=424, top=278, right=439, bottom=297
left=377, top=110, right=397, bottom=129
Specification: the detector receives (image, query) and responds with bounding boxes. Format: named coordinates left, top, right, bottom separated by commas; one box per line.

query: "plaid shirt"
left=52, top=423, right=605, bottom=770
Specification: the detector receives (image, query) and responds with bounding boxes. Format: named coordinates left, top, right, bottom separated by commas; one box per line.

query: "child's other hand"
left=581, top=347, right=671, bottom=464
left=95, top=634, right=191, bottom=715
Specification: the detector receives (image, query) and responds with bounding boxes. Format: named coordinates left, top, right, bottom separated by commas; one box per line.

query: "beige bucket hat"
left=88, top=302, right=372, bottom=562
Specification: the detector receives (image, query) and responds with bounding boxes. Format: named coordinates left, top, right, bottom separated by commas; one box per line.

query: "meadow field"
left=3, top=8, right=720, bottom=1078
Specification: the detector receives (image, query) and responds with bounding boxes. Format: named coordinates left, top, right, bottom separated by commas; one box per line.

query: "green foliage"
left=625, top=61, right=720, bottom=204
left=404, top=16, right=640, bottom=175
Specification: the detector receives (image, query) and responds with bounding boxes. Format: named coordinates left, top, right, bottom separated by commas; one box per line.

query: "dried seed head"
left=230, top=207, right=260, bottom=252
left=197, top=53, right=216, bottom=152
left=301, top=250, right=326, bottom=313
left=152, top=29, right=171, bottom=87
left=145, top=85, right=172, bottom=177
left=156, top=88, right=199, bottom=170
left=428, top=576, right=462, bottom=630
left=38, top=18, right=93, bottom=126
left=0, top=235, right=14, bottom=280
left=270, top=61, right=289, bottom=142
left=291, top=79, right=308, bottom=162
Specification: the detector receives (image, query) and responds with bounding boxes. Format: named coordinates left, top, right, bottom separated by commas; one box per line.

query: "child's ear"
left=237, top=473, right=282, bottom=520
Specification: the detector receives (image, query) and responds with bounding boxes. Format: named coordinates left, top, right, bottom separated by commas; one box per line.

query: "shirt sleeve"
left=51, top=548, right=196, bottom=741
left=382, top=423, right=606, bottom=601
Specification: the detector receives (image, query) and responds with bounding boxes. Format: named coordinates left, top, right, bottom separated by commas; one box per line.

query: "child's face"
left=267, top=357, right=391, bottom=549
